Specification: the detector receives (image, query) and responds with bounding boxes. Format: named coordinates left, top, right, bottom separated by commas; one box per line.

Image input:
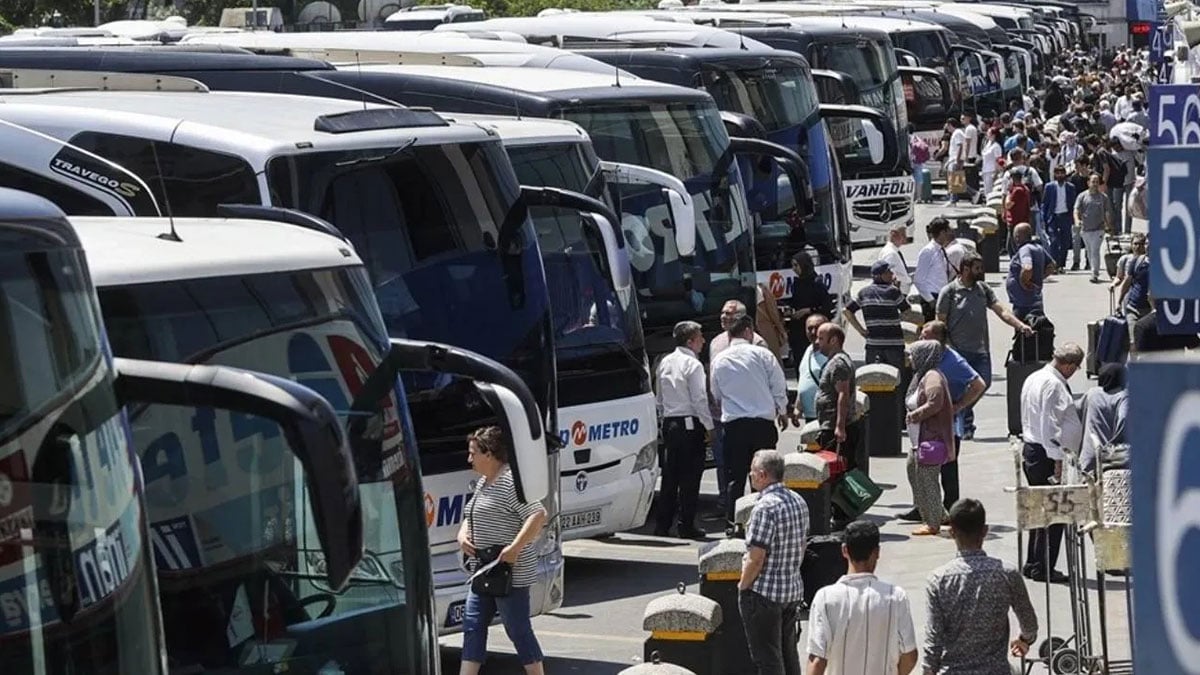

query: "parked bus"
left=0, top=80, right=569, bottom=635
left=0, top=188, right=360, bottom=673
left=77, top=211, right=548, bottom=673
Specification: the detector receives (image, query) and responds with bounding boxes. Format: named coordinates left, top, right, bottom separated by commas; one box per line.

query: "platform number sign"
left=1129, top=360, right=1200, bottom=674
left=1148, top=87, right=1200, bottom=304
left=1152, top=22, right=1173, bottom=65
left=1149, top=85, right=1200, bottom=147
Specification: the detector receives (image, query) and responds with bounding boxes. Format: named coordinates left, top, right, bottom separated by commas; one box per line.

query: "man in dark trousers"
left=711, top=314, right=789, bottom=527
left=653, top=320, right=713, bottom=539
left=1040, top=165, right=1078, bottom=269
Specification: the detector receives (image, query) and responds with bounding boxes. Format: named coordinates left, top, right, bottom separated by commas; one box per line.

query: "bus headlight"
left=632, top=440, right=658, bottom=473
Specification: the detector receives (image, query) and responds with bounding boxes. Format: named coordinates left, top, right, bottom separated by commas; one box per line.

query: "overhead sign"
left=1150, top=84, right=1200, bottom=146
left=1129, top=359, right=1200, bottom=675
left=1156, top=298, right=1200, bottom=334
left=1147, top=147, right=1200, bottom=298
left=1152, top=22, right=1175, bottom=65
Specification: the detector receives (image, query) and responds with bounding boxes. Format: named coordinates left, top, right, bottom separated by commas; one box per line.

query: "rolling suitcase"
left=801, top=534, right=847, bottom=608
left=1006, top=333, right=1047, bottom=437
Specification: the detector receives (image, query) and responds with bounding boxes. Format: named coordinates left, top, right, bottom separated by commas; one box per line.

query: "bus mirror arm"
left=518, top=185, right=631, bottom=293
left=348, top=339, right=551, bottom=504
left=582, top=212, right=632, bottom=294
left=597, top=160, right=696, bottom=259
left=112, top=358, right=364, bottom=591
left=728, top=136, right=814, bottom=221
left=818, top=104, right=900, bottom=173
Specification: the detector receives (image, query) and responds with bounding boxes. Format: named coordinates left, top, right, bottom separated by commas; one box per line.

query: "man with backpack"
left=1105, top=138, right=1131, bottom=235
left=1006, top=223, right=1054, bottom=321
left=1002, top=150, right=1044, bottom=244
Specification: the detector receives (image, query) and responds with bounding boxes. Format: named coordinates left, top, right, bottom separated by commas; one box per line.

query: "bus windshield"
left=266, top=140, right=553, bottom=458
left=699, top=62, right=839, bottom=266
left=98, top=265, right=436, bottom=674
left=0, top=242, right=162, bottom=674
left=564, top=101, right=756, bottom=340
left=505, top=141, right=649, bottom=408
left=809, top=39, right=902, bottom=121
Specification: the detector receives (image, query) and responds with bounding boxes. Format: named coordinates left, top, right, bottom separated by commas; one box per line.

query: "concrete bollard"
left=901, top=321, right=920, bottom=345
left=900, top=307, right=926, bottom=328
left=799, top=420, right=822, bottom=452
left=784, top=451, right=833, bottom=535
left=643, top=583, right=723, bottom=674
left=857, top=363, right=902, bottom=458
left=698, top=539, right=752, bottom=674
left=620, top=653, right=697, bottom=674
left=733, top=493, right=758, bottom=531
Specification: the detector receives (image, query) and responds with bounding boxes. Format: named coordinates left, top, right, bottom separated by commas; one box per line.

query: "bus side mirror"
left=583, top=212, right=632, bottom=294
left=811, top=69, right=862, bottom=105
left=113, top=358, right=363, bottom=591
left=520, top=185, right=630, bottom=293
left=347, top=339, right=551, bottom=503
left=599, top=160, right=697, bottom=261
left=728, top=136, right=814, bottom=222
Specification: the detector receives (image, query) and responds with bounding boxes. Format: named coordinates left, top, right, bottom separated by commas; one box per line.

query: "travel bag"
left=800, top=534, right=848, bottom=608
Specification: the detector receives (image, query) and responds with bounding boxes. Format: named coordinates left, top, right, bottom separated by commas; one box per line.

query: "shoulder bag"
left=466, top=484, right=513, bottom=597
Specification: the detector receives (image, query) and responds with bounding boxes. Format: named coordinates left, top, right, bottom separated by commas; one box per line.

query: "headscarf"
left=906, top=339, right=945, bottom=399
left=1097, top=362, right=1127, bottom=394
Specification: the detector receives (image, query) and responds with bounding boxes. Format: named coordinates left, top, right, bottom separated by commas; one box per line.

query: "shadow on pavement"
left=558, top=556, right=698, bottom=608
left=441, top=647, right=628, bottom=674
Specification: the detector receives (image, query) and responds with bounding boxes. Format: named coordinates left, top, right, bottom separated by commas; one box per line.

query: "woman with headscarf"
left=1078, top=363, right=1128, bottom=476
left=904, top=339, right=957, bottom=535
left=782, top=251, right=835, bottom=360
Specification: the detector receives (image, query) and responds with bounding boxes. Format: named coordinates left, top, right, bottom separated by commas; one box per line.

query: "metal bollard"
left=857, top=364, right=902, bottom=458
left=643, top=583, right=723, bottom=675
left=698, top=539, right=751, bottom=675
left=784, top=451, right=833, bottom=535
left=620, top=652, right=698, bottom=675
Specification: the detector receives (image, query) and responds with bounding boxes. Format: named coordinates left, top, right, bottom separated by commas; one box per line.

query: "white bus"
left=0, top=79, right=577, bottom=634
left=0, top=188, right=364, bottom=673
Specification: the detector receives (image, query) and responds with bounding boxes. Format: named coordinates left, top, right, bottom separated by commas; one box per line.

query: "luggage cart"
left=1011, top=441, right=1136, bottom=674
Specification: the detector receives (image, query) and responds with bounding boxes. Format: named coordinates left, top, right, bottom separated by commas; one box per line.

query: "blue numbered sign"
left=1156, top=298, right=1200, bottom=334
left=1150, top=84, right=1200, bottom=146
left=1147, top=147, right=1200, bottom=298
left=1129, top=360, right=1200, bottom=675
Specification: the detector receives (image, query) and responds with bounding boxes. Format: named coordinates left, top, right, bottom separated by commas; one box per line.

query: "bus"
left=0, top=81, right=570, bottom=634
left=76, top=211, right=551, bottom=673
left=0, top=188, right=361, bottom=673
left=464, top=115, right=660, bottom=540
left=0, top=53, right=667, bottom=542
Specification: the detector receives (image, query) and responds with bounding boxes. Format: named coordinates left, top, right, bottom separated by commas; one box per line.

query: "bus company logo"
left=845, top=181, right=914, bottom=199
left=574, top=471, right=589, bottom=493
left=425, top=491, right=474, bottom=528
left=768, top=272, right=786, bottom=299
left=559, top=418, right=641, bottom=447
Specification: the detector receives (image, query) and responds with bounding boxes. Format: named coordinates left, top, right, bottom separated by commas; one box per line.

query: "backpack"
left=1107, top=152, right=1128, bottom=187
left=1005, top=180, right=1032, bottom=226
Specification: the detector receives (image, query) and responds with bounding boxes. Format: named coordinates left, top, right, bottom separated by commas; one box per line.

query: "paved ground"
left=440, top=202, right=1137, bottom=673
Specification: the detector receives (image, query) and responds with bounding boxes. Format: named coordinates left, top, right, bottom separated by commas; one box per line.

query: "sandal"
left=912, top=525, right=940, bottom=536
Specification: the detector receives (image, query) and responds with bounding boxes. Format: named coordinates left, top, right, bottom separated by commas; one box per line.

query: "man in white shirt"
left=1019, top=343, right=1085, bottom=584
left=711, top=314, right=789, bottom=526
left=654, top=320, right=714, bottom=539
left=945, top=117, right=972, bottom=205
left=912, top=218, right=963, bottom=321
left=708, top=299, right=768, bottom=510
left=806, top=521, right=918, bottom=675
left=876, top=223, right=913, bottom=296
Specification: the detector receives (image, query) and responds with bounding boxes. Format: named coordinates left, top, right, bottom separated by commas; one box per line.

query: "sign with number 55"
left=1148, top=147, right=1200, bottom=299
left=1150, top=84, right=1200, bottom=147
left=1130, top=360, right=1200, bottom=675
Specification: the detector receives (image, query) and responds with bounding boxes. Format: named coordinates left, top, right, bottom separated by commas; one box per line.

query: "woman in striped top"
left=457, top=426, right=548, bottom=674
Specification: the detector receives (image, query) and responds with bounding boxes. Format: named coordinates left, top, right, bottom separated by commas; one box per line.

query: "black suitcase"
left=1007, top=356, right=1046, bottom=438
left=1086, top=290, right=1116, bottom=379
left=801, top=534, right=847, bottom=608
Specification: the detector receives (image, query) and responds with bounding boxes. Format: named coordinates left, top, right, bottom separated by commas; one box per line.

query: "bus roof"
left=0, top=47, right=334, bottom=73
left=178, top=30, right=625, bottom=74
left=348, top=63, right=708, bottom=102
left=433, top=14, right=773, bottom=49
left=72, top=216, right=363, bottom=286
left=0, top=187, right=82, bottom=249
left=448, top=114, right=589, bottom=146
left=0, top=89, right=493, bottom=163
left=784, top=14, right=948, bottom=34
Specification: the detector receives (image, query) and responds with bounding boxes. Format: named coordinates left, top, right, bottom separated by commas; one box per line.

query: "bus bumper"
left=559, top=461, right=658, bottom=541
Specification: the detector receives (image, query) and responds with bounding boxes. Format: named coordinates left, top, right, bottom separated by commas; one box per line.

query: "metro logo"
left=425, top=492, right=473, bottom=528
left=558, top=418, right=641, bottom=447
left=845, top=181, right=916, bottom=199
left=768, top=272, right=785, bottom=299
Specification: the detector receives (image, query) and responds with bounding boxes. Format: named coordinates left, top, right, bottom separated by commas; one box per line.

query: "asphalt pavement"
left=439, top=201, right=1138, bottom=673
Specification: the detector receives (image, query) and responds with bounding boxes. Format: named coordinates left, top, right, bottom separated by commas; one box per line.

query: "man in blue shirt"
left=1006, top=223, right=1053, bottom=321
left=899, top=321, right=987, bottom=522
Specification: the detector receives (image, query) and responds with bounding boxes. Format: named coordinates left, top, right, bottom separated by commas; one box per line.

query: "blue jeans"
left=462, top=586, right=544, bottom=665
left=1045, top=213, right=1072, bottom=267
left=957, top=350, right=992, bottom=436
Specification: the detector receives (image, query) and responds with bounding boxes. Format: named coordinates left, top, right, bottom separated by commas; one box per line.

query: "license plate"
left=444, top=599, right=466, bottom=628
left=561, top=508, right=603, bottom=531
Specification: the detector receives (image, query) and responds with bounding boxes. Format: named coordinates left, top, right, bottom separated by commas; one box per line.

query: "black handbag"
left=466, top=492, right=513, bottom=597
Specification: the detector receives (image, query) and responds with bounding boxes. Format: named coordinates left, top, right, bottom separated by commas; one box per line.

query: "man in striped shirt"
left=843, top=259, right=911, bottom=370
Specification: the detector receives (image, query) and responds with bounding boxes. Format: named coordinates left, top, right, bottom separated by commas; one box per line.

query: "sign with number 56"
left=1150, top=84, right=1200, bottom=147
left=1130, top=360, right=1200, bottom=675
left=1148, top=147, right=1200, bottom=298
